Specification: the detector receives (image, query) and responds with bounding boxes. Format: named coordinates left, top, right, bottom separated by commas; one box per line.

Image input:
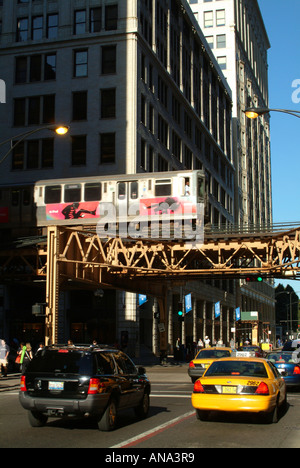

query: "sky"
left=257, top=0, right=300, bottom=292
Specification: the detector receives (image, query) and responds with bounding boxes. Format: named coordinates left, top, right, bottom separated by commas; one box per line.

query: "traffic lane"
left=120, top=393, right=300, bottom=449
left=0, top=390, right=193, bottom=448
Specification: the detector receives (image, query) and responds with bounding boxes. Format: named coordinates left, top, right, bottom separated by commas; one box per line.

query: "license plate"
left=223, top=386, right=237, bottom=394
left=49, top=381, right=64, bottom=391
left=236, top=352, right=251, bottom=357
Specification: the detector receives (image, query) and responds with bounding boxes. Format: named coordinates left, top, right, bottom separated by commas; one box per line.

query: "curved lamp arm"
left=244, top=107, right=300, bottom=119
left=0, top=125, right=69, bottom=165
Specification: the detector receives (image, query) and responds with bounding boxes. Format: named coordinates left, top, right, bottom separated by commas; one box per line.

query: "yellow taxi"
left=188, top=347, right=233, bottom=383
left=191, top=357, right=287, bottom=424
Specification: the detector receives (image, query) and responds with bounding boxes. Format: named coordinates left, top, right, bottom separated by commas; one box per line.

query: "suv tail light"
left=20, top=375, right=27, bottom=392
left=193, top=380, right=205, bottom=393
left=88, top=378, right=102, bottom=395
left=255, top=382, right=269, bottom=395
left=293, top=366, right=300, bottom=375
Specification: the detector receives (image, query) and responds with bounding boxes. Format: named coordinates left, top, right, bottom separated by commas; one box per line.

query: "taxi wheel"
left=196, top=409, right=210, bottom=421
left=264, top=398, right=280, bottom=424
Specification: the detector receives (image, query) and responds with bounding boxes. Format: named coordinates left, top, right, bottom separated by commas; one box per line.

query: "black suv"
left=19, top=344, right=151, bottom=431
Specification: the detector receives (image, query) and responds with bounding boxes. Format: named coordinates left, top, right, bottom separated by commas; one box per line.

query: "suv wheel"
left=28, top=411, right=48, bottom=428
left=97, top=398, right=117, bottom=431
left=134, top=391, right=150, bottom=419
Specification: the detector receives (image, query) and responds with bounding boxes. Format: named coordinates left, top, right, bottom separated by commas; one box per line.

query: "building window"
left=30, top=55, right=42, bottom=82
left=216, top=10, right=226, bottom=27
left=100, top=133, right=115, bottom=164
left=100, top=89, right=116, bottom=119
left=204, top=11, right=213, bottom=28
left=32, top=16, right=43, bottom=40
left=74, top=10, right=86, bottom=35
left=15, top=56, right=27, bottom=83
left=72, top=91, right=87, bottom=121
left=44, top=54, right=56, bottom=80
left=101, top=45, right=117, bottom=74
left=90, top=7, right=101, bottom=33
left=17, top=18, right=29, bottom=42
left=47, top=14, right=58, bottom=39
left=105, top=5, right=118, bottom=31
left=72, top=135, right=87, bottom=166
left=216, top=34, right=226, bottom=49
left=74, top=50, right=88, bottom=77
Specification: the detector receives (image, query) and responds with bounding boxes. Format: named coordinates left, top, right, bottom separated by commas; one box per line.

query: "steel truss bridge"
left=0, top=224, right=300, bottom=349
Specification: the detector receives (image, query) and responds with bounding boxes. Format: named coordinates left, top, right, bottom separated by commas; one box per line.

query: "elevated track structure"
left=0, top=223, right=300, bottom=348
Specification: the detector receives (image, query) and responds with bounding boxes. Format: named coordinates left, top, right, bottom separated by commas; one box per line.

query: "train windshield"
left=198, top=177, right=205, bottom=199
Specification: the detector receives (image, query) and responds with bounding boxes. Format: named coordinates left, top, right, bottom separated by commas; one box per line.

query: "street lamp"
left=244, top=107, right=300, bottom=120
left=0, top=124, right=70, bottom=165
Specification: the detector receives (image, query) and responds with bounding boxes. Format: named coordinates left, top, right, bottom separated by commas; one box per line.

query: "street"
left=1, top=364, right=300, bottom=450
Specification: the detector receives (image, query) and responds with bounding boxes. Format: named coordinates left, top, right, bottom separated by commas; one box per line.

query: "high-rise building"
left=188, top=0, right=275, bottom=341
left=0, top=0, right=271, bottom=353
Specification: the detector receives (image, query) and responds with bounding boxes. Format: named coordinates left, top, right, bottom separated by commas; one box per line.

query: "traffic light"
left=178, top=302, right=184, bottom=322
left=245, top=275, right=263, bottom=283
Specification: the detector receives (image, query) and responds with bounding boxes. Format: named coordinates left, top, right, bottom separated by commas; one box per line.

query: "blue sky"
left=258, top=0, right=300, bottom=291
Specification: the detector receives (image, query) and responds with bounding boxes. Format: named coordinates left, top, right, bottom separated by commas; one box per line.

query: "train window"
left=118, top=182, right=126, bottom=199
left=154, top=179, right=172, bottom=197
left=45, top=186, right=61, bottom=204
left=23, top=189, right=31, bottom=206
left=130, top=182, right=138, bottom=200
left=84, top=183, right=102, bottom=202
left=11, top=190, right=20, bottom=206
left=64, top=184, right=81, bottom=203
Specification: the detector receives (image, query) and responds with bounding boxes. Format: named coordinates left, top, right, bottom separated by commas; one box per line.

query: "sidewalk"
left=0, top=374, right=21, bottom=393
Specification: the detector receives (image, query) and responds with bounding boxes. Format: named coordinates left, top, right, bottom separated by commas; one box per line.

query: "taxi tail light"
left=293, top=365, right=300, bottom=375
left=88, top=378, right=103, bottom=395
left=255, top=382, right=269, bottom=395
left=189, top=361, right=195, bottom=368
left=20, top=375, right=27, bottom=392
left=193, top=380, right=205, bottom=393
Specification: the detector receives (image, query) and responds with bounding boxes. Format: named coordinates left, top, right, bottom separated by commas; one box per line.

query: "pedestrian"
left=175, top=337, right=181, bottom=362
left=204, top=336, right=210, bottom=348
left=20, top=343, right=33, bottom=373
left=0, top=339, right=10, bottom=377
left=36, top=343, right=44, bottom=354
left=197, top=338, right=204, bottom=352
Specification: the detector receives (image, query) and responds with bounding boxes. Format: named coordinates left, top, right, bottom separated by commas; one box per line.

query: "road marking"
left=111, top=411, right=195, bottom=448
left=151, top=394, right=191, bottom=398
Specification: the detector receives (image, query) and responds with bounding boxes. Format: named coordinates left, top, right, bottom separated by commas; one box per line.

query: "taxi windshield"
left=205, top=360, right=268, bottom=378
left=196, top=349, right=231, bottom=359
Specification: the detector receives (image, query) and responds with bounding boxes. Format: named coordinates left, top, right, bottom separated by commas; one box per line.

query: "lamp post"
left=244, top=107, right=300, bottom=120
left=0, top=124, right=69, bottom=165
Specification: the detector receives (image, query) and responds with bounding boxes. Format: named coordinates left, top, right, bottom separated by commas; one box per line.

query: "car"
left=236, top=345, right=264, bottom=358
left=19, top=344, right=151, bottom=431
left=188, top=347, right=233, bottom=383
left=191, top=357, right=287, bottom=424
left=267, top=351, right=300, bottom=389
left=283, top=340, right=300, bottom=351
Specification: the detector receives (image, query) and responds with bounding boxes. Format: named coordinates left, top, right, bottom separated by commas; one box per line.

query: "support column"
left=46, top=226, right=60, bottom=346
left=193, top=298, right=197, bottom=343
left=203, top=301, right=207, bottom=341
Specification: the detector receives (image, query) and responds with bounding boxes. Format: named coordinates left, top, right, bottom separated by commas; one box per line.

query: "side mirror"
left=137, top=366, right=146, bottom=375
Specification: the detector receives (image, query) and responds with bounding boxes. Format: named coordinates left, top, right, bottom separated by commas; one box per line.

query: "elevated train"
left=0, top=170, right=207, bottom=239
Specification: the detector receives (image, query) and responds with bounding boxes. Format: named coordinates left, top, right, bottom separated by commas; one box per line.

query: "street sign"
left=215, top=301, right=221, bottom=318
left=185, top=293, right=192, bottom=314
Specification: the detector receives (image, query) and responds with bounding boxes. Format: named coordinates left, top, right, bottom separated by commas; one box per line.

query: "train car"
left=0, top=183, right=36, bottom=237
left=0, top=170, right=206, bottom=239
